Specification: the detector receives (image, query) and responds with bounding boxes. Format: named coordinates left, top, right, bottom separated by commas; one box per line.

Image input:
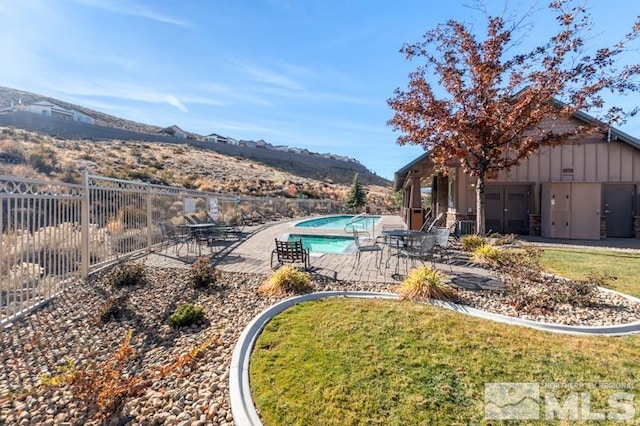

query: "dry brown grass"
left=0, top=127, right=391, bottom=203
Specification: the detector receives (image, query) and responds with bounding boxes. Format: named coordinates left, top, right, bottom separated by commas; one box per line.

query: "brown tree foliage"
left=388, top=0, right=640, bottom=234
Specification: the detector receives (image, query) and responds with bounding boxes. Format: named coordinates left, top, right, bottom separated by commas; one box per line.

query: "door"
left=504, top=187, right=530, bottom=234
left=484, top=185, right=531, bottom=234
left=604, top=185, right=635, bottom=237
left=570, top=183, right=601, bottom=240
left=484, top=187, right=503, bottom=234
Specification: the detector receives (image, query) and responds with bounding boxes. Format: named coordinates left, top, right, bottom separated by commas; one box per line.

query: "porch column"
left=435, top=175, right=448, bottom=218
left=409, top=174, right=421, bottom=209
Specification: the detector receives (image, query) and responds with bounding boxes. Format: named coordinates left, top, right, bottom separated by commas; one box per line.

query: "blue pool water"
left=295, top=215, right=381, bottom=230
left=288, top=234, right=355, bottom=254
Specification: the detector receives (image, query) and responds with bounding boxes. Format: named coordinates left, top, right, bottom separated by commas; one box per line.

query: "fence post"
left=80, top=171, right=90, bottom=277
left=146, top=183, right=153, bottom=251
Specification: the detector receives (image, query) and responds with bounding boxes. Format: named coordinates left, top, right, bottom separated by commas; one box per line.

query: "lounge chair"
left=203, top=211, right=242, bottom=239
left=270, top=239, right=310, bottom=270
left=241, top=212, right=265, bottom=226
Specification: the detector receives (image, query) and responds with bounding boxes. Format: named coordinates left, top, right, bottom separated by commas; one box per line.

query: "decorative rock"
left=1, top=266, right=638, bottom=426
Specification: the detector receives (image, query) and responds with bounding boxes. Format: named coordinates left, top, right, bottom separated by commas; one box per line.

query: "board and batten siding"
left=455, top=137, right=640, bottom=214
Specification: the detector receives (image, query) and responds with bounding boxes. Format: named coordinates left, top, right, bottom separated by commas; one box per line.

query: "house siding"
left=454, top=129, right=640, bottom=238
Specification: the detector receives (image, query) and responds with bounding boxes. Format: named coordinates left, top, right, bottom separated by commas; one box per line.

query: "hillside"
left=0, top=127, right=395, bottom=208
left=0, top=86, right=390, bottom=187
left=0, top=86, right=163, bottom=134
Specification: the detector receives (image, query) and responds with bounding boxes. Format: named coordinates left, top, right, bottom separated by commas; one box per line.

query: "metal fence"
left=0, top=172, right=345, bottom=324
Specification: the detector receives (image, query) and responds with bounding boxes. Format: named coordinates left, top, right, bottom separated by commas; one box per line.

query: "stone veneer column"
left=634, top=216, right=640, bottom=238
left=600, top=216, right=607, bottom=239
left=528, top=214, right=541, bottom=236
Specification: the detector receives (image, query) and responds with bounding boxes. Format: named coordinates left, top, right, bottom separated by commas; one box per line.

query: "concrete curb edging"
left=229, top=290, right=640, bottom=425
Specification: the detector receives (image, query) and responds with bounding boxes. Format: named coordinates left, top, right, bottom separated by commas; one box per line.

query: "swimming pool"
left=287, top=234, right=355, bottom=254
left=295, top=215, right=381, bottom=230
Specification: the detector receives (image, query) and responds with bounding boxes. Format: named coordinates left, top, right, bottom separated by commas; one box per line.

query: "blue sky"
left=0, top=0, right=638, bottom=180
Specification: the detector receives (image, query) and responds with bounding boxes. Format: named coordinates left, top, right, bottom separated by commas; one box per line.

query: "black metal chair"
left=398, top=233, right=437, bottom=275
left=270, top=239, right=311, bottom=270
left=158, top=222, right=192, bottom=255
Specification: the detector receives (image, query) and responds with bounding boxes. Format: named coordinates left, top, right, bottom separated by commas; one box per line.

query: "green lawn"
left=250, top=298, right=640, bottom=425
left=539, top=247, right=640, bottom=298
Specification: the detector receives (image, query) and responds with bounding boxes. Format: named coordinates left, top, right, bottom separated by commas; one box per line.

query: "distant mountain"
left=0, top=86, right=391, bottom=187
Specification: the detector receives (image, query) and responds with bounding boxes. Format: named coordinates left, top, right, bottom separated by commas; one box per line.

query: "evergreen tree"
left=345, top=173, right=366, bottom=210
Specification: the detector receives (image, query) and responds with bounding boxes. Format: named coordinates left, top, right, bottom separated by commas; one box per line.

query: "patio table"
left=380, top=230, right=425, bottom=276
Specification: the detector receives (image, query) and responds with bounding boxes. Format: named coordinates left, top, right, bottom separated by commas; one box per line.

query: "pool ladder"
left=344, top=213, right=373, bottom=236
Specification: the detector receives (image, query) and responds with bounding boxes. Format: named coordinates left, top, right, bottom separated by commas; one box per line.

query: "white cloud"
left=235, top=60, right=304, bottom=91
left=72, top=0, right=191, bottom=27
left=165, top=94, right=188, bottom=112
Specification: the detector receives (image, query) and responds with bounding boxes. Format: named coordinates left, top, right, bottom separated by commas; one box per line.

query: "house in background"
left=394, top=108, right=640, bottom=240
left=204, top=133, right=224, bottom=143
left=9, top=100, right=95, bottom=124
left=159, top=125, right=187, bottom=139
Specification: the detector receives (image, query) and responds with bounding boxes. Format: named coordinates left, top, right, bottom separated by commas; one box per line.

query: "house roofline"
left=393, top=99, right=640, bottom=190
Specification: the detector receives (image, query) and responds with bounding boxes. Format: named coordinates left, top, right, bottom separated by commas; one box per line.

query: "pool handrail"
left=344, top=213, right=373, bottom=235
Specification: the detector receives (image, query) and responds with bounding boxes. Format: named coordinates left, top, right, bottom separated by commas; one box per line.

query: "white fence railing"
left=0, top=173, right=345, bottom=324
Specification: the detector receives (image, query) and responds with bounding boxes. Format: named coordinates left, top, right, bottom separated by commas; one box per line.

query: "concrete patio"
left=146, top=215, right=505, bottom=291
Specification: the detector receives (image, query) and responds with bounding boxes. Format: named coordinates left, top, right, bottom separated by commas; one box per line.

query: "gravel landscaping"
left=1, top=261, right=639, bottom=425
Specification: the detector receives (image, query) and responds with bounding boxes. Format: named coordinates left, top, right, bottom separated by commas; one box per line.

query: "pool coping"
left=229, top=289, right=640, bottom=425
left=281, top=232, right=357, bottom=255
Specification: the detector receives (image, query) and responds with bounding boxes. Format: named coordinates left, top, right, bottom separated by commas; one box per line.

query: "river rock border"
left=229, top=289, right=640, bottom=425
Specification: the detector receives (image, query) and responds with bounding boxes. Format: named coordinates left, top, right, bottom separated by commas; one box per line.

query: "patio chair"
left=158, top=222, right=193, bottom=255
left=431, top=226, right=453, bottom=268
left=241, top=211, right=265, bottom=226
left=397, top=233, right=437, bottom=275
left=270, top=239, right=311, bottom=270
left=256, top=209, right=279, bottom=222
left=203, top=211, right=243, bottom=239
left=421, top=212, right=445, bottom=233
left=352, top=228, right=383, bottom=274
left=375, top=224, right=405, bottom=268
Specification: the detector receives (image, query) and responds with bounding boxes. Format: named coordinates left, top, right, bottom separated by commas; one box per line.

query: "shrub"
left=506, top=275, right=598, bottom=313
left=259, top=265, right=313, bottom=296
left=500, top=246, right=543, bottom=274
left=460, top=235, right=485, bottom=252
left=109, top=262, right=145, bottom=287
left=98, top=295, right=128, bottom=323
left=190, top=257, right=219, bottom=288
left=494, top=233, right=517, bottom=246
left=471, top=244, right=502, bottom=266
left=28, top=147, right=58, bottom=174
left=39, top=331, right=145, bottom=421
left=169, top=304, right=205, bottom=327
left=396, top=266, right=457, bottom=301
left=504, top=249, right=599, bottom=313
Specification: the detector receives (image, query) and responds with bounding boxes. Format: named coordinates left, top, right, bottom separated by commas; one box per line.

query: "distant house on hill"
left=160, top=125, right=187, bottom=139
left=239, top=140, right=257, bottom=148
left=204, top=133, right=224, bottom=143
left=8, top=100, right=95, bottom=124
